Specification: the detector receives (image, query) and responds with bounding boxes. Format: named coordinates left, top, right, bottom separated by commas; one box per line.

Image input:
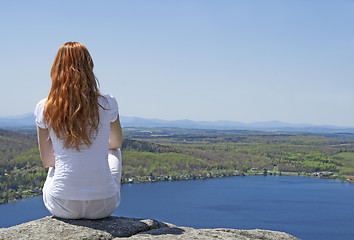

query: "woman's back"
left=35, top=94, right=119, bottom=200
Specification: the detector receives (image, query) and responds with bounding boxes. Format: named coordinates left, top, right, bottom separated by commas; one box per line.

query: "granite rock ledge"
left=0, top=216, right=299, bottom=240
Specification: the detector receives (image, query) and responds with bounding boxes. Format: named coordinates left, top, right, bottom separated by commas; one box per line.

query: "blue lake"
left=1, top=175, right=354, bottom=240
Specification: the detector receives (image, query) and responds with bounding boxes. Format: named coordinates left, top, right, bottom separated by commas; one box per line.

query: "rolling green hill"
left=0, top=129, right=45, bottom=204
left=1, top=127, right=354, bottom=204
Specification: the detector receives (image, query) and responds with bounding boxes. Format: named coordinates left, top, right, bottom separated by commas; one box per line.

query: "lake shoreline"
left=2, top=171, right=352, bottom=206
left=121, top=169, right=353, bottom=185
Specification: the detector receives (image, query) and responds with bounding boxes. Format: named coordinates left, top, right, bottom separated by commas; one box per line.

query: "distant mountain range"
left=1, top=113, right=353, bottom=134
left=0, top=113, right=36, bottom=128
left=120, top=116, right=354, bottom=133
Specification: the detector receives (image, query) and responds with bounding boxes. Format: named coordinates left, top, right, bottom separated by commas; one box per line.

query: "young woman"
left=34, top=42, right=122, bottom=219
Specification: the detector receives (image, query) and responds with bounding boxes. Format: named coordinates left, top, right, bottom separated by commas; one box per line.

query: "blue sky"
left=0, top=0, right=353, bottom=127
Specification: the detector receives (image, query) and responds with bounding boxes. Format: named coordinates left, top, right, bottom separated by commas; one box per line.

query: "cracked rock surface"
left=0, top=216, right=299, bottom=240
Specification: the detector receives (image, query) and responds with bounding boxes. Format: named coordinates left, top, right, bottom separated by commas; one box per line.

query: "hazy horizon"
left=1, top=111, right=354, bottom=128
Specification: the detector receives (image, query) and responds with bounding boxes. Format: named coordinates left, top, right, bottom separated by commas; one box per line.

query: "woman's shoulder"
left=34, top=98, right=48, bottom=129
left=99, top=94, right=118, bottom=110
left=100, top=94, right=116, bottom=101
left=34, top=98, right=47, bottom=114
left=35, top=98, right=47, bottom=107
left=99, top=94, right=119, bottom=122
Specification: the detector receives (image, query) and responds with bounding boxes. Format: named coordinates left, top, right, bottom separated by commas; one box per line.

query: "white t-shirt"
left=34, top=94, right=119, bottom=200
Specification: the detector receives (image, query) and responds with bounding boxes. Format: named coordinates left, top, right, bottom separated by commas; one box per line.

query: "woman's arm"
left=109, top=114, right=123, bottom=150
left=36, top=126, right=55, bottom=168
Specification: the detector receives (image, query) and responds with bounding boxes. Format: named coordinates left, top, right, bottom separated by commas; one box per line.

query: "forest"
left=1, top=127, right=354, bottom=204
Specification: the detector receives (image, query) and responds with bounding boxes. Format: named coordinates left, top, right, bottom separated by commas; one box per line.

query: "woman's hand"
left=37, top=126, right=55, bottom=168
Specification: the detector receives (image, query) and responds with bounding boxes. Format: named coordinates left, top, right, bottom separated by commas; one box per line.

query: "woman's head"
left=50, top=42, right=94, bottom=80
left=44, top=42, right=102, bottom=150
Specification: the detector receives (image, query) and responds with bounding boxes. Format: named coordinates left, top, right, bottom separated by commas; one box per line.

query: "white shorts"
left=43, top=149, right=122, bottom=219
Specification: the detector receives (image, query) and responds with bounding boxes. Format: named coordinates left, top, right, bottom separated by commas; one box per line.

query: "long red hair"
left=44, top=42, right=103, bottom=150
